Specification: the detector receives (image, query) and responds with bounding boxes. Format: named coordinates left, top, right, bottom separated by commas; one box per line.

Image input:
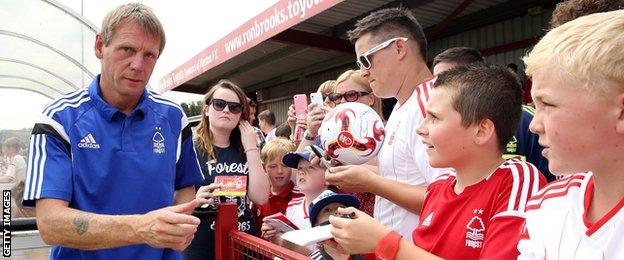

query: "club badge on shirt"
left=153, top=127, right=165, bottom=154
left=465, top=209, right=485, bottom=249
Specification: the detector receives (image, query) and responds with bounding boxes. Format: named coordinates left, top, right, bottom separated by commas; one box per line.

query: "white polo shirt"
left=285, top=196, right=311, bottom=230
left=375, top=77, right=444, bottom=240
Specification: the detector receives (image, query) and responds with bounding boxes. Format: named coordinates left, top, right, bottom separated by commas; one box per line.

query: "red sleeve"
left=480, top=162, right=545, bottom=259
left=479, top=215, right=524, bottom=259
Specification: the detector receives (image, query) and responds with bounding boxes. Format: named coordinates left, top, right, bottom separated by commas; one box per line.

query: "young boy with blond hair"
left=517, top=10, right=624, bottom=259
left=252, top=138, right=302, bottom=228
left=328, top=63, right=546, bottom=259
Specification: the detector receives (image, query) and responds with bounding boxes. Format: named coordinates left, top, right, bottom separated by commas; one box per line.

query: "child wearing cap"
left=308, top=190, right=375, bottom=260
left=252, top=138, right=303, bottom=230
left=261, top=149, right=328, bottom=254
left=329, top=64, right=546, bottom=259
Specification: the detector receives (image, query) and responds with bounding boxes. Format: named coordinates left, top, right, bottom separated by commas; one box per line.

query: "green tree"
left=180, top=101, right=203, bottom=117
left=190, top=101, right=202, bottom=116
left=181, top=102, right=191, bottom=116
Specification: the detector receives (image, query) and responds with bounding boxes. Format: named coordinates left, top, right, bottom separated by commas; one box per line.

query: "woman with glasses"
left=184, top=80, right=270, bottom=260
left=332, top=69, right=382, bottom=113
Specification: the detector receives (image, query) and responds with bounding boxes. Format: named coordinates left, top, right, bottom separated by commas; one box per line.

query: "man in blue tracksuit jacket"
left=22, top=3, right=204, bottom=259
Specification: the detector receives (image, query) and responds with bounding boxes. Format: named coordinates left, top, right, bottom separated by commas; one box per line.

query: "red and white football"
left=319, top=102, right=385, bottom=165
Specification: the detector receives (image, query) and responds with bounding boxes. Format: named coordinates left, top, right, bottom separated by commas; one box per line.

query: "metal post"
left=215, top=202, right=237, bottom=260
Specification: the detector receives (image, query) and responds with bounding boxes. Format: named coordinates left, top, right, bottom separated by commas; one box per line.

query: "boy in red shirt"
left=252, top=138, right=303, bottom=229
left=329, top=64, right=546, bottom=259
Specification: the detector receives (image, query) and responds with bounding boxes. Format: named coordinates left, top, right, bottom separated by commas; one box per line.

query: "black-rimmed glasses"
left=208, top=98, right=242, bottom=114
left=328, top=91, right=371, bottom=102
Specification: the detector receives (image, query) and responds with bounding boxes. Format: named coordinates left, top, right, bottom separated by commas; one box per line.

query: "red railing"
left=214, top=203, right=307, bottom=260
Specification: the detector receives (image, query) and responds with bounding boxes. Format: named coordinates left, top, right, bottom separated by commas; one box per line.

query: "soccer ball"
left=319, top=102, right=385, bottom=165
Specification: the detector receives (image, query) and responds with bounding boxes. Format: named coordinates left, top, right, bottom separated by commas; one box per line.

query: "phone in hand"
left=310, top=92, right=324, bottom=107
left=293, top=94, right=308, bottom=142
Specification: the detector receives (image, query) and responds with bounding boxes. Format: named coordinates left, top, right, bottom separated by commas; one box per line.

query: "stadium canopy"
left=160, top=0, right=559, bottom=95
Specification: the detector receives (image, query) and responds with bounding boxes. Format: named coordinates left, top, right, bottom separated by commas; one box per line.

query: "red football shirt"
left=412, top=159, right=546, bottom=260
left=252, top=181, right=303, bottom=228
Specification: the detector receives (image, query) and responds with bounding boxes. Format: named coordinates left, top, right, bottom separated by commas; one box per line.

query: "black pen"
left=342, top=212, right=356, bottom=219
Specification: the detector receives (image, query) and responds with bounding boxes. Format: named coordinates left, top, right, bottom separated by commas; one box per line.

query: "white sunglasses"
left=356, top=37, right=409, bottom=70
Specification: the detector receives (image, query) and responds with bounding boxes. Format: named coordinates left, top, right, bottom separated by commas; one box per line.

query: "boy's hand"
left=325, top=165, right=376, bottom=192
left=329, top=207, right=389, bottom=254
left=260, top=222, right=281, bottom=241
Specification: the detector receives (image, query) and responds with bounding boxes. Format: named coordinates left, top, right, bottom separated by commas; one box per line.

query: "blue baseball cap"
left=282, top=150, right=312, bottom=169
left=308, top=190, right=360, bottom=226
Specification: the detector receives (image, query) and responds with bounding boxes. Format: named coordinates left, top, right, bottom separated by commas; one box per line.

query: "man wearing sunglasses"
left=324, top=8, right=444, bottom=242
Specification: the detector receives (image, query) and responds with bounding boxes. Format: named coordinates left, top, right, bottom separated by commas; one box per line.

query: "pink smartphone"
left=293, top=94, right=308, bottom=142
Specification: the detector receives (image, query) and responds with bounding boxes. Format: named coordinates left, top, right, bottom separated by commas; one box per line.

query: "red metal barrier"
left=215, top=203, right=307, bottom=260
left=215, top=202, right=238, bottom=260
